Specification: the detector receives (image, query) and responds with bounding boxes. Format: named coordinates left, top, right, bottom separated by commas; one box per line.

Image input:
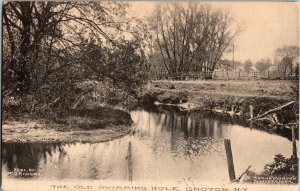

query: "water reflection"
left=2, top=107, right=298, bottom=182
left=2, top=143, right=66, bottom=178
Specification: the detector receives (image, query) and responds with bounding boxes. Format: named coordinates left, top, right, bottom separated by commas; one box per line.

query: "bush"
left=264, top=154, right=298, bottom=176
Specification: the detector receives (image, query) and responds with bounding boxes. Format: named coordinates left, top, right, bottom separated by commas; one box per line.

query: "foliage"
left=255, top=58, right=272, bottom=74
left=216, top=59, right=242, bottom=70
left=264, top=154, right=298, bottom=175
left=274, top=45, right=300, bottom=78
left=243, top=59, right=253, bottom=74
left=2, top=1, right=148, bottom=117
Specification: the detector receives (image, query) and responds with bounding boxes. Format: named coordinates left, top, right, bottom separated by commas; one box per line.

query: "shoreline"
left=2, top=123, right=132, bottom=144
left=139, top=80, right=299, bottom=134
left=3, top=80, right=298, bottom=143
left=2, top=107, right=133, bottom=143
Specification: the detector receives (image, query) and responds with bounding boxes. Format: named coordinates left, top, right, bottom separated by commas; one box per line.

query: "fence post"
left=238, top=70, right=240, bottom=79
left=127, top=141, right=133, bottom=181
left=291, top=126, right=297, bottom=159
left=250, top=105, right=254, bottom=119
left=249, top=121, right=253, bottom=129
left=267, top=70, right=270, bottom=79
left=224, top=139, right=236, bottom=182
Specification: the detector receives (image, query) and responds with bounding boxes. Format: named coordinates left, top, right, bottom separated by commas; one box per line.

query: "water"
left=2, top=106, right=297, bottom=183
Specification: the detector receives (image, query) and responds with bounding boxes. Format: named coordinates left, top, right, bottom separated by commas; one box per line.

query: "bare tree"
left=148, top=3, right=239, bottom=77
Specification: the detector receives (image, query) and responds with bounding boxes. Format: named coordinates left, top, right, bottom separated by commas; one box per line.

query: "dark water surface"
left=2, top=106, right=298, bottom=182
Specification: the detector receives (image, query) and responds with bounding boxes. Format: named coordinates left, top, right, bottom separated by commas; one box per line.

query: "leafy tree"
left=255, top=58, right=272, bottom=74
left=216, top=59, right=242, bottom=70
left=274, top=45, right=300, bottom=77
left=243, top=60, right=253, bottom=74
left=2, top=1, right=148, bottom=115
left=3, top=2, right=131, bottom=93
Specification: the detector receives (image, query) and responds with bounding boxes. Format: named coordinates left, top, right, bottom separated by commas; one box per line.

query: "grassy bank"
left=2, top=107, right=132, bottom=143
left=2, top=80, right=137, bottom=143
left=140, top=80, right=299, bottom=128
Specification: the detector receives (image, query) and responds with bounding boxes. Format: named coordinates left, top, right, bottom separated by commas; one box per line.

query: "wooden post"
left=238, top=70, right=240, bottom=79
left=291, top=126, right=297, bottom=159
left=231, top=105, right=234, bottom=113
left=249, top=121, right=253, bottom=129
left=224, top=139, right=236, bottom=182
left=250, top=105, right=254, bottom=119
left=127, top=141, right=133, bottom=181
left=267, top=70, right=270, bottom=79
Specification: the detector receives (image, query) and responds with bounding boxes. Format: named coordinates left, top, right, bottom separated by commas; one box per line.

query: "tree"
left=244, top=59, right=253, bottom=74
left=2, top=1, right=148, bottom=114
left=2, top=1, right=132, bottom=94
left=216, top=59, right=242, bottom=70
left=148, top=3, right=239, bottom=76
left=255, top=58, right=272, bottom=74
left=76, top=38, right=147, bottom=94
left=274, top=45, right=300, bottom=77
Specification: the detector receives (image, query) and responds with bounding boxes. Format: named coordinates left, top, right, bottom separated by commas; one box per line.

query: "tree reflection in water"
left=2, top=142, right=69, bottom=177
left=149, top=108, right=226, bottom=158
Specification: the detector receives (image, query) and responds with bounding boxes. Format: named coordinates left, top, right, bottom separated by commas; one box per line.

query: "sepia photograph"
left=1, top=1, right=299, bottom=191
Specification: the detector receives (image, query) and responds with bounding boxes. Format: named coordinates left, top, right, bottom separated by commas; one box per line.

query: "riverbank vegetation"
left=2, top=2, right=151, bottom=143
left=2, top=2, right=299, bottom=143
left=140, top=80, right=299, bottom=135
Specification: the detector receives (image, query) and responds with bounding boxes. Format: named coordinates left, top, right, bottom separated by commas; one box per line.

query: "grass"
left=151, top=80, right=298, bottom=100
left=143, top=79, right=299, bottom=124
left=2, top=106, right=132, bottom=143
left=2, top=79, right=134, bottom=143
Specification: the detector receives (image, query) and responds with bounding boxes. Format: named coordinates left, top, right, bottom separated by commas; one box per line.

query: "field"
left=151, top=80, right=298, bottom=100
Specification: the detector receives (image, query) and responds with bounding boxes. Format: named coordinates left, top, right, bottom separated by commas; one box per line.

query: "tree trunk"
left=18, top=2, right=32, bottom=93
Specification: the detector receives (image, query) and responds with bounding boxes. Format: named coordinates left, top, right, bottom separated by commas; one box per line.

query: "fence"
left=213, top=70, right=299, bottom=80
left=154, top=70, right=299, bottom=80
left=213, top=70, right=260, bottom=80
left=165, top=70, right=263, bottom=80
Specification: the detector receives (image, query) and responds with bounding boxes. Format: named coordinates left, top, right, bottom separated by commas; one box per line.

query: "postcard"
left=1, top=1, right=299, bottom=191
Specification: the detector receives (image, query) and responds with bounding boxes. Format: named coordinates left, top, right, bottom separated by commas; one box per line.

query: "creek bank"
left=138, top=80, right=299, bottom=136
left=2, top=107, right=133, bottom=143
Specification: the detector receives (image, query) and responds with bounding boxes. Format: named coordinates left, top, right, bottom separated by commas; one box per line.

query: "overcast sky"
left=128, top=2, right=299, bottom=63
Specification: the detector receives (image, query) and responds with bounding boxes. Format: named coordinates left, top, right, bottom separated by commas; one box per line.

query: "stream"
left=2, top=106, right=298, bottom=183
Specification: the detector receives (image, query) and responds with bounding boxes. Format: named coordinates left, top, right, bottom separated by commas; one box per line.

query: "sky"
left=128, top=2, right=299, bottom=63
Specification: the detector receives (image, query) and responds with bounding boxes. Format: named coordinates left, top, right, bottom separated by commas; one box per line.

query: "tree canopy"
left=274, top=45, right=299, bottom=77
left=2, top=1, right=148, bottom=115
